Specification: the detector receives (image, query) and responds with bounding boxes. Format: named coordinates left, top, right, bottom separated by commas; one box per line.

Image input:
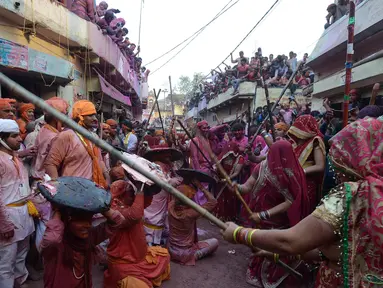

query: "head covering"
left=3, top=98, right=16, bottom=105
left=177, top=184, right=197, bottom=199
left=274, top=122, right=289, bottom=132
left=0, top=99, right=12, bottom=111
left=288, top=115, right=325, bottom=166
left=101, top=123, right=110, bottom=131
left=218, top=141, right=240, bottom=162
left=72, top=100, right=96, bottom=125
left=110, top=180, right=135, bottom=207
left=120, top=119, right=133, bottom=130
left=357, top=105, right=382, bottom=119
left=18, top=103, right=35, bottom=121
left=0, top=119, right=20, bottom=133
left=45, top=97, right=69, bottom=114
left=110, top=166, right=125, bottom=182
left=106, top=119, right=117, bottom=126
left=197, top=120, right=208, bottom=129
left=253, top=141, right=309, bottom=226
left=328, top=117, right=383, bottom=286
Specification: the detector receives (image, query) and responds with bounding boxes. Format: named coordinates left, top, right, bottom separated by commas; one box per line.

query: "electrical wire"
left=201, top=0, right=281, bottom=80
left=144, top=0, right=239, bottom=66
left=149, top=0, right=239, bottom=75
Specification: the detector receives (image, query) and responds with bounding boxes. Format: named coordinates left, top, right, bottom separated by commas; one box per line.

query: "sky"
left=100, top=0, right=330, bottom=98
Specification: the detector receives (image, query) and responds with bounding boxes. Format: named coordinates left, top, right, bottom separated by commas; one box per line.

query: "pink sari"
left=246, top=141, right=311, bottom=287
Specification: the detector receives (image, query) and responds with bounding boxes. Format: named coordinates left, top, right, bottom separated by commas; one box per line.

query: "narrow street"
left=27, top=219, right=252, bottom=288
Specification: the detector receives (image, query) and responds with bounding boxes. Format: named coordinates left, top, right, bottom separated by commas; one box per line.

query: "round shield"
left=176, top=168, right=217, bottom=185
left=143, top=147, right=183, bottom=162
left=37, top=177, right=111, bottom=213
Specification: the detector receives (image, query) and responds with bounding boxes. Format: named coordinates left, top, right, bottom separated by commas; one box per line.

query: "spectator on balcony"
left=297, top=70, right=311, bottom=88
left=231, top=58, right=250, bottom=96
left=324, top=0, right=348, bottom=29
left=111, top=27, right=128, bottom=44
left=230, top=51, right=249, bottom=67
left=96, top=1, right=108, bottom=18
left=71, top=0, right=96, bottom=22
left=303, top=53, right=309, bottom=64
left=287, top=51, right=298, bottom=73
left=109, top=17, right=126, bottom=36
left=97, top=10, right=115, bottom=35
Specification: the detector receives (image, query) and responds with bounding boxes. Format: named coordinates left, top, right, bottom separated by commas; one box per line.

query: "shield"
left=143, top=147, right=183, bottom=162
left=176, top=168, right=217, bottom=185
left=37, top=177, right=111, bottom=213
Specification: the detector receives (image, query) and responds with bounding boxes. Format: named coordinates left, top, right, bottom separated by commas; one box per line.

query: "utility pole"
left=343, top=0, right=355, bottom=127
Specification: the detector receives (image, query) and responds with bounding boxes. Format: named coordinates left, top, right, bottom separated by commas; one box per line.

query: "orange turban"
left=102, top=123, right=110, bottom=131
left=72, top=100, right=96, bottom=124
left=19, top=103, right=35, bottom=121
left=3, top=98, right=16, bottom=105
left=177, top=184, right=197, bottom=199
left=0, top=99, right=12, bottom=111
left=106, top=119, right=117, bottom=126
left=45, top=97, right=69, bottom=114
left=274, top=122, right=289, bottom=132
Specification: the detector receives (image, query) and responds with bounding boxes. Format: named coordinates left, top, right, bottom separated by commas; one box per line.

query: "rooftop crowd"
left=325, top=0, right=366, bottom=29
left=186, top=48, right=313, bottom=110
left=68, top=0, right=150, bottom=83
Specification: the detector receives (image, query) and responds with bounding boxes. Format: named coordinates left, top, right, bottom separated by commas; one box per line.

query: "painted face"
left=83, top=114, right=98, bottom=130
left=275, top=128, right=286, bottom=138
left=233, top=129, right=244, bottom=140
left=102, top=129, right=110, bottom=140
left=0, top=108, right=15, bottom=119
left=5, top=133, right=22, bottom=150
left=26, top=109, right=35, bottom=121
left=109, top=125, right=117, bottom=137
left=199, top=124, right=209, bottom=137
left=68, top=217, right=92, bottom=239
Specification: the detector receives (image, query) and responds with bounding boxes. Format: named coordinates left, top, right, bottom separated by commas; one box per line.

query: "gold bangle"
left=233, top=226, right=243, bottom=243
left=247, top=229, right=257, bottom=247
left=273, top=253, right=279, bottom=263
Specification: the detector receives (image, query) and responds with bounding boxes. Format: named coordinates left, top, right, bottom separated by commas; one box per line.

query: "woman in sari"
left=215, top=142, right=244, bottom=221
left=221, top=117, right=383, bottom=288
left=288, top=115, right=326, bottom=212
left=236, top=141, right=311, bottom=287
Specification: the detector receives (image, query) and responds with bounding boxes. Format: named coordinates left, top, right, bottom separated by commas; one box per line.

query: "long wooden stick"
left=0, top=71, right=301, bottom=279
left=260, top=77, right=276, bottom=142
left=195, top=131, right=253, bottom=217
left=249, top=61, right=303, bottom=147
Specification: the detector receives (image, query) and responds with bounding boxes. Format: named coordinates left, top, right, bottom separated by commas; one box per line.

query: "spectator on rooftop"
left=297, top=70, right=311, bottom=88
left=231, top=51, right=249, bottom=66
left=97, top=10, right=116, bottom=35
left=288, top=51, right=298, bottom=72
left=231, top=58, right=250, bottom=95
left=71, top=0, right=96, bottom=22
left=325, top=0, right=349, bottom=29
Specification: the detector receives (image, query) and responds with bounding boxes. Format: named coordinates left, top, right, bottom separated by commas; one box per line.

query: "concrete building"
left=0, top=0, right=142, bottom=119
left=185, top=82, right=307, bottom=126
left=307, top=0, right=383, bottom=110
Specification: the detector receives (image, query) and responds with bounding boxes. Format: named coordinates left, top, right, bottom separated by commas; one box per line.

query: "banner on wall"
left=0, top=38, right=28, bottom=70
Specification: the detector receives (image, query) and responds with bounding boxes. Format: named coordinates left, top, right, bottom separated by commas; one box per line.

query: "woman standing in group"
left=288, top=115, right=326, bottom=212
left=221, top=117, right=383, bottom=288
left=236, top=141, right=311, bottom=287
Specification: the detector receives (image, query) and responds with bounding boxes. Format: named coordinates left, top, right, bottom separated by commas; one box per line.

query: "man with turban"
left=190, top=120, right=213, bottom=205
left=121, top=119, right=138, bottom=154
left=0, top=119, right=35, bottom=287
left=16, top=103, right=35, bottom=140
left=274, top=122, right=289, bottom=140
left=32, top=97, right=69, bottom=181
left=3, top=99, right=17, bottom=120
left=45, top=100, right=108, bottom=188
left=0, top=99, right=15, bottom=120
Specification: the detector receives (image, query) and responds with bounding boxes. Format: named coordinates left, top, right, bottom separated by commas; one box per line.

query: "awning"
left=96, top=72, right=131, bottom=106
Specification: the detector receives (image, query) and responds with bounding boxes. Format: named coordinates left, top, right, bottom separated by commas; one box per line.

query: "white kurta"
left=0, top=151, right=34, bottom=247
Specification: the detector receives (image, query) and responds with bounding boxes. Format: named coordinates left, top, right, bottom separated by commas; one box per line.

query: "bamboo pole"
left=343, top=1, right=355, bottom=127
left=249, top=61, right=303, bottom=147
left=260, top=77, right=276, bottom=142
left=0, top=71, right=301, bottom=279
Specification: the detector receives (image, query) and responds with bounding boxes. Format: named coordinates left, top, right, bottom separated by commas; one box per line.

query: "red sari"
left=246, top=141, right=311, bottom=287
left=288, top=115, right=326, bottom=212
left=215, top=142, right=244, bottom=221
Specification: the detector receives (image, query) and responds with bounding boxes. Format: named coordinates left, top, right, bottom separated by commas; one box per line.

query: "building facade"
left=0, top=0, right=142, bottom=119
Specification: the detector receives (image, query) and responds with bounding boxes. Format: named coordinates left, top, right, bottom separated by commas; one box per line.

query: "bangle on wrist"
left=247, top=229, right=257, bottom=247
left=233, top=227, right=243, bottom=243
left=273, top=253, right=280, bottom=263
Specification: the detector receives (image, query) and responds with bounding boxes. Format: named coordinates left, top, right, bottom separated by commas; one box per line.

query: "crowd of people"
left=70, top=0, right=150, bottom=81
left=0, top=76, right=382, bottom=288
left=325, top=0, right=365, bottom=29
left=186, top=48, right=313, bottom=111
